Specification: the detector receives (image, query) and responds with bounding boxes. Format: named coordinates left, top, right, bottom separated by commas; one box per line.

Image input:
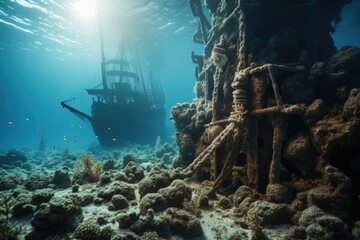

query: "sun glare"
left=70, top=0, right=98, bottom=22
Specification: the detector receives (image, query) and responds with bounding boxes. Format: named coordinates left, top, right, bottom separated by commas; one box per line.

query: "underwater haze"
left=0, top=0, right=359, bottom=150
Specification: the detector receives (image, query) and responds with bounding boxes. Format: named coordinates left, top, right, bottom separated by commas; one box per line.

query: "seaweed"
left=0, top=193, right=22, bottom=240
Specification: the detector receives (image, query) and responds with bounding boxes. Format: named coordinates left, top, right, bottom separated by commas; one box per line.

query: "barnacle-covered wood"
left=173, top=0, right=359, bottom=201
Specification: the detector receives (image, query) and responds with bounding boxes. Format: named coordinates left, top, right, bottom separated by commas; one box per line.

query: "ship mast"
left=99, top=14, right=108, bottom=90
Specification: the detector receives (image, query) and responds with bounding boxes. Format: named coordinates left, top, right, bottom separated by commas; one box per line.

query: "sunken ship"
left=61, top=27, right=166, bottom=146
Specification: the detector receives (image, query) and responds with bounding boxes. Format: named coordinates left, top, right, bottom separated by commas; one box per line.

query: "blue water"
left=0, top=0, right=359, bottom=151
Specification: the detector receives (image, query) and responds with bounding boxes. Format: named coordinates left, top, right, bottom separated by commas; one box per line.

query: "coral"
left=218, top=196, right=232, bottom=209
left=265, top=183, right=294, bottom=204
left=110, top=194, right=129, bottom=210
left=139, top=231, right=159, bottom=240
left=98, top=181, right=136, bottom=201
left=31, top=188, right=54, bottom=205
left=0, top=172, right=19, bottom=191
left=123, top=161, right=145, bottom=183
left=0, top=149, right=27, bottom=166
left=122, top=153, right=138, bottom=168
left=155, top=143, right=176, bottom=159
left=158, top=180, right=192, bottom=208
left=100, top=225, right=113, bottom=240
left=0, top=193, right=22, bottom=240
left=311, top=113, right=360, bottom=154
left=99, top=173, right=112, bottom=185
left=233, top=185, right=258, bottom=207
left=303, top=99, right=328, bottom=126
left=51, top=169, right=71, bottom=188
left=343, top=88, right=360, bottom=119
left=247, top=200, right=289, bottom=226
left=70, top=192, right=94, bottom=207
left=25, top=174, right=51, bottom=191
left=139, top=193, right=167, bottom=215
left=245, top=210, right=264, bottom=240
left=102, top=159, right=116, bottom=171
left=159, top=208, right=203, bottom=239
left=284, top=133, right=318, bottom=177
left=74, top=220, right=101, bottom=240
left=299, top=206, right=351, bottom=240
left=139, top=180, right=192, bottom=215
left=80, top=155, right=103, bottom=182
left=116, top=211, right=139, bottom=229
left=138, top=167, right=171, bottom=198
left=27, top=195, right=79, bottom=239
left=183, top=198, right=201, bottom=217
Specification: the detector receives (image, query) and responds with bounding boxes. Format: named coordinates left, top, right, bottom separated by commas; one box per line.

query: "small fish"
left=112, top=138, right=116, bottom=141
left=79, top=125, right=82, bottom=129
left=25, top=118, right=30, bottom=121
left=8, top=121, right=13, bottom=125
left=51, top=146, right=56, bottom=149
left=63, top=135, right=67, bottom=141
left=107, top=127, right=111, bottom=130
left=95, top=135, right=98, bottom=138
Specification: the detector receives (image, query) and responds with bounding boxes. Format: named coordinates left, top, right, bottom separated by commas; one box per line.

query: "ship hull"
left=90, top=101, right=166, bottom=146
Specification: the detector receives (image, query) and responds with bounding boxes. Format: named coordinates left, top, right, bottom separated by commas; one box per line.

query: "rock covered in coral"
left=303, top=99, right=329, bottom=126
left=27, top=196, right=79, bottom=239
left=174, top=132, right=197, bottom=166
left=0, top=171, right=20, bottom=190
left=123, top=161, right=145, bottom=183
left=122, top=153, right=138, bottom=168
left=343, top=88, right=360, bottom=119
left=140, top=180, right=192, bottom=214
left=155, top=143, right=176, bottom=159
left=74, top=220, right=101, bottom=240
left=158, top=180, right=192, bottom=208
left=311, top=109, right=360, bottom=153
left=247, top=200, right=289, bottom=226
left=25, top=174, right=52, bottom=191
left=265, top=183, right=295, bottom=204
left=70, top=192, right=94, bottom=207
left=281, top=72, right=313, bottom=104
left=160, top=208, right=203, bottom=239
left=31, top=188, right=54, bottom=205
left=116, top=211, right=139, bottom=229
left=309, top=46, right=360, bottom=103
left=284, top=133, right=318, bottom=176
left=12, top=193, right=36, bottom=217
left=98, top=181, right=135, bottom=201
left=329, top=46, right=360, bottom=76
left=0, top=149, right=27, bottom=166
left=306, top=166, right=354, bottom=221
left=110, top=194, right=129, bottom=210
left=102, top=159, right=116, bottom=171
left=171, top=102, right=197, bottom=132
left=299, top=206, right=351, bottom=240
left=139, top=193, right=167, bottom=214
left=138, top=166, right=171, bottom=198
left=51, top=169, right=71, bottom=189
left=233, top=185, right=259, bottom=207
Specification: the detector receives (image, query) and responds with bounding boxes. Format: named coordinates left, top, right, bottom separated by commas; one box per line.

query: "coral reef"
left=1, top=0, right=360, bottom=239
